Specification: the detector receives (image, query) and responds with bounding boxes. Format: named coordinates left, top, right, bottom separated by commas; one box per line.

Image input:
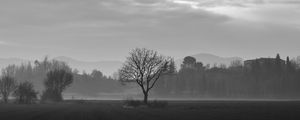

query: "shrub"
left=14, top=81, right=38, bottom=104
left=148, top=100, right=168, bottom=108
left=123, top=99, right=142, bottom=108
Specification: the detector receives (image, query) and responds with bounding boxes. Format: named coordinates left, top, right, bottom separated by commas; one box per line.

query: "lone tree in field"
left=119, top=48, right=170, bottom=104
left=0, top=75, right=17, bottom=103
left=41, top=69, right=73, bottom=102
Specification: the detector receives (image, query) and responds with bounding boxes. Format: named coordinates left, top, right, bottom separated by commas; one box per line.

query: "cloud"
left=162, top=0, right=300, bottom=28
left=0, top=41, right=17, bottom=46
left=0, top=0, right=299, bottom=60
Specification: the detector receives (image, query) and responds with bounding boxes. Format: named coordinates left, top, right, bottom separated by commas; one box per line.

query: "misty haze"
left=0, top=0, right=300, bottom=120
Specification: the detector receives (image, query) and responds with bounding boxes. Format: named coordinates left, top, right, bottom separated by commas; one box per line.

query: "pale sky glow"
left=169, top=0, right=300, bottom=23
left=169, top=0, right=200, bottom=9
left=0, top=0, right=299, bottom=61
left=0, top=40, right=16, bottom=46
left=0, top=41, right=7, bottom=45
left=201, top=5, right=258, bottom=21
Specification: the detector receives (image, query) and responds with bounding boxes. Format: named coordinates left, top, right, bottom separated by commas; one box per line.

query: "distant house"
left=244, top=58, right=285, bottom=69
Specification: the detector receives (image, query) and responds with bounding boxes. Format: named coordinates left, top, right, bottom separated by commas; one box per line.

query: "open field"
left=1, top=100, right=300, bottom=120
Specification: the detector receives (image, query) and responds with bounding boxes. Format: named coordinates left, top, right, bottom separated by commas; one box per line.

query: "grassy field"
left=0, top=100, right=300, bottom=120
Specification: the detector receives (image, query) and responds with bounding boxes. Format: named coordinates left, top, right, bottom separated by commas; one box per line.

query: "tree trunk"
left=143, top=92, right=148, bottom=104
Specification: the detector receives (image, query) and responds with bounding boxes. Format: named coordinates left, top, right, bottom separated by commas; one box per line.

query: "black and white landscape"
left=0, top=0, right=300, bottom=120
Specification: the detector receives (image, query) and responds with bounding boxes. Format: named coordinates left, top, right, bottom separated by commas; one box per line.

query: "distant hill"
left=53, top=56, right=123, bottom=76
left=176, top=53, right=243, bottom=68
left=0, top=56, right=122, bottom=77
left=0, top=54, right=242, bottom=76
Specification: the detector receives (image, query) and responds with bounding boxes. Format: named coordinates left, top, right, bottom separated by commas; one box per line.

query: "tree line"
left=153, top=54, right=300, bottom=99
left=1, top=48, right=300, bottom=104
left=0, top=67, right=72, bottom=104
left=0, top=57, right=123, bottom=103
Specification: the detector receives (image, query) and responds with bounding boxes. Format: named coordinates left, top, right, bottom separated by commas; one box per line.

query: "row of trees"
left=0, top=68, right=74, bottom=104
left=0, top=69, right=73, bottom=104
left=1, top=48, right=299, bottom=104
left=0, top=57, right=123, bottom=102
left=153, top=54, right=300, bottom=99
left=0, top=48, right=165, bottom=104
left=0, top=58, right=75, bottom=103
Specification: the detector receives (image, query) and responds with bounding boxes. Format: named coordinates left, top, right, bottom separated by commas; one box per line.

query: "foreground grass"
left=0, top=100, right=300, bottom=120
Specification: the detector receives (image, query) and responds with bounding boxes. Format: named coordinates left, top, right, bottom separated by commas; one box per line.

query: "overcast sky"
left=0, top=0, right=299, bottom=61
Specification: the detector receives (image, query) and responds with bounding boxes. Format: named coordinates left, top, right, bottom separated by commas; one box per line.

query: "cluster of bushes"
left=0, top=75, right=38, bottom=104
left=123, top=99, right=168, bottom=108
left=0, top=68, right=73, bottom=104
left=14, top=81, right=38, bottom=104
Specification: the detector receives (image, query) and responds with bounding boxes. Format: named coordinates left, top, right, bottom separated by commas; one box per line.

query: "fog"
left=2, top=53, right=299, bottom=102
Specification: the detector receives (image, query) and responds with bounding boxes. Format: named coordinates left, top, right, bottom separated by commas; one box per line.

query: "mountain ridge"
left=175, top=53, right=243, bottom=68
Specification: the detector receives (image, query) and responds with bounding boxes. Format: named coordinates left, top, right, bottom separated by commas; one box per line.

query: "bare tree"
left=119, top=48, right=170, bottom=104
left=41, top=69, right=73, bottom=102
left=0, top=75, right=17, bottom=103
